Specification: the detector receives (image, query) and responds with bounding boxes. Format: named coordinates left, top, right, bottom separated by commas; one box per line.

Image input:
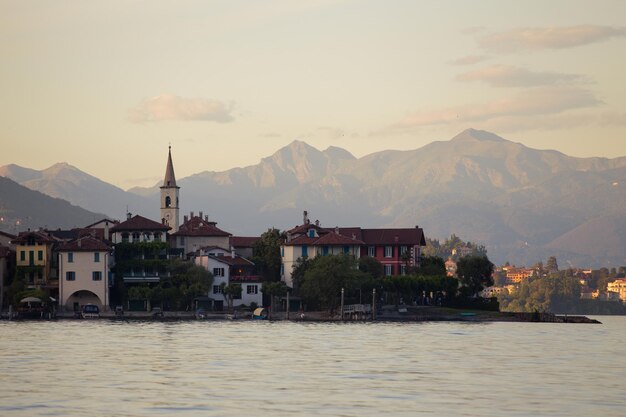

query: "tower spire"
left=163, top=145, right=177, bottom=187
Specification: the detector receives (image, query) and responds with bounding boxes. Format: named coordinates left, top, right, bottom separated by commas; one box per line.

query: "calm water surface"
left=1, top=318, right=624, bottom=417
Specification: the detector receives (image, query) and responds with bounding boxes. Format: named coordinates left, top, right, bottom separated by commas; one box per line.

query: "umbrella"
left=20, top=297, right=42, bottom=303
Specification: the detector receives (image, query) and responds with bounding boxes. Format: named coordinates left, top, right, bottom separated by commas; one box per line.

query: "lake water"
left=0, top=317, right=624, bottom=417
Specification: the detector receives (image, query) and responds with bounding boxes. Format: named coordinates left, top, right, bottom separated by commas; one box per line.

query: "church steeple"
left=163, top=145, right=177, bottom=187
left=160, top=146, right=180, bottom=232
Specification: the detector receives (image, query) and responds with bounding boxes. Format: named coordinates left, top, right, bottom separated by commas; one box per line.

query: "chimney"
left=104, top=221, right=110, bottom=241
left=199, top=211, right=203, bottom=219
left=231, top=246, right=236, bottom=259
left=352, top=233, right=356, bottom=240
left=205, top=215, right=208, bottom=222
left=77, top=238, right=82, bottom=248
left=127, top=212, right=132, bottom=220
left=315, top=220, right=320, bottom=227
left=303, top=210, right=309, bottom=225
left=184, top=215, right=188, bottom=223
left=335, top=226, right=339, bottom=234
left=190, top=211, right=194, bottom=218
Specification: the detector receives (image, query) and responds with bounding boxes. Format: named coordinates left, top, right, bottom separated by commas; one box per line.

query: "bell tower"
left=160, top=146, right=180, bottom=232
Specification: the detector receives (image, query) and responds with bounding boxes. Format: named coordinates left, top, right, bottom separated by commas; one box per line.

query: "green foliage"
left=220, top=282, right=242, bottom=311
left=358, top=256, right=383, bottom=278
left=252, top=228, right=283, bottom=282
left=546, top=256, right=559, bottom=272
left=298, top=255, right=366, bottom=311
left=456, top=255, right=494, bottom=297
left=417, top=256, right=446, bottom=276
left=423, top=235, right=487, bottom=261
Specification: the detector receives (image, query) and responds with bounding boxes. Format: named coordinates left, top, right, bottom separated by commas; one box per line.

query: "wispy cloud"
left=384, top=87, right=601, bottom=131
left=456, top=65, right=584, bottom=87
left=478, top=25, right=626, bottom=53
left=479, top=111, right=626, bottom=133
left=317, top=126, right=347, bottom=140
left=449, top=55, right=489, bottom=66
left=128, top=94, right=235, bottom=123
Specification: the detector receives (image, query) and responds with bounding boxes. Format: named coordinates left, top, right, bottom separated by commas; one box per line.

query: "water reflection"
left=0, top=319, right=624, bottom=417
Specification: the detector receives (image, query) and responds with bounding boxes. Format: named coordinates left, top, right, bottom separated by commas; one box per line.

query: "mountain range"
left=2, top=129, right=625, bottom=268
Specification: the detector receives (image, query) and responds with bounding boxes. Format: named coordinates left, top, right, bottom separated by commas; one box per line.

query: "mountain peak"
left=451, top=128, right=507, bottom=143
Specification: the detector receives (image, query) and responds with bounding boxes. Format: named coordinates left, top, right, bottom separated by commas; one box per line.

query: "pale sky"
left=1, top=0, right=625, bottom=188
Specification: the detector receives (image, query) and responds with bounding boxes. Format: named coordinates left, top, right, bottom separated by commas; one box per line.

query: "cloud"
left=449, top=55, right=489, bottom=66
left=385, top=87, right=601, bottom=130
left=456, top=65, right=584, bottom=87
left=478, top=25, right=626, bottom=52
left=317, top=126, right=347, bottom=140
left=129, top=94, right=234, bottom=123
left=479, top=111, right=626, bottom=133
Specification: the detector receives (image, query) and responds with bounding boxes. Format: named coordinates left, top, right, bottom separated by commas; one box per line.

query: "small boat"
left=252, top=307, right=268, bottom=320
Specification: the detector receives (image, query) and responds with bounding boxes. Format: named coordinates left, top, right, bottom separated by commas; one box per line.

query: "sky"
left=1, top=0, right=625, bottom=189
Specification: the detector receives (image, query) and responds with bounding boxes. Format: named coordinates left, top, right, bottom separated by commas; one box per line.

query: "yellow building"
left=607, top=278, right=626, bottom=302
left=12, top=231, right=59, bottom=298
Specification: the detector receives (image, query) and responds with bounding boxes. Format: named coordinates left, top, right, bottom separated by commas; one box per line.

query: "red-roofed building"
left=230, top=236, right=260, bottom=259
left=12, top=230, right=60, bottom=298
left=0, top=244, right=15, bottom=312
left=281, top=211, right=427, bottom=287
left=110, top=213, right=170, bottom=244
left=57, top=236, right=112, bottom=312
left=194, top=246, right=261, bottom=310
left=171, top=212, right=232, bottom=256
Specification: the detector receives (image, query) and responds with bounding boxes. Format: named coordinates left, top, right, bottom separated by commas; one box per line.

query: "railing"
left=229, top=275, right=262, bottom=282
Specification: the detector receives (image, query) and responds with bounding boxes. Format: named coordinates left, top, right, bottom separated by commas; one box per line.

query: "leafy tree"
left=456, top=255, right=494, bottom=297
left=220, top=282, right=242, bottom=312
left=262, top=281, right=289, bottom=318
left=299, top=255, right=366, bottom=312
left=417, top=256, right=446, bottom=276
left=492, top=270, right=507, bottom=287
left=546, top=256, right=559, bottom=272
left=253, top=228, right=283, bottom=282
left=291, top=257, right=312, bottom=291
left=358, top=256, right=383, bottom=279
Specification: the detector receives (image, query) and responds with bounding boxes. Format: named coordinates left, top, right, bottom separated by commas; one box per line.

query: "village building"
left=160, top=146, right=180, bottom=233
left=0, top=244, right=15, bottom=312
left=281, top=211, right=426, bottom=287
left=194, top=246, right=261, bottom=310
left=0, top=230, right=16, bottom=247
left=230, top=236, right=260, bottom=259
left=12, top=230, right=59, bottom=299
left=607, top=278, right=626, bottom=302
left=170, top=212, right=232, bottom=257
left=57, top=235, right=112, bottom=312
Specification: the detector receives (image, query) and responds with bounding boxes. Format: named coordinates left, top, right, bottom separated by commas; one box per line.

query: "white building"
left=195, top=246, right=262, bottom=310
left=58, top=236, right=112, bottom=311
left=171, top=213, right=232, bottom=257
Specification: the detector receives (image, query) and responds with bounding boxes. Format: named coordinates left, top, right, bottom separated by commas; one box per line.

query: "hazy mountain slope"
left=0, top=176, right=106, bottom=232
left=0, top=162, right=152, bottom=220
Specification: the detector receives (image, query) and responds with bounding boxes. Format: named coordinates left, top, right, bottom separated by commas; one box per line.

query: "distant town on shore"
left=1, top=145, right=625, bottom=319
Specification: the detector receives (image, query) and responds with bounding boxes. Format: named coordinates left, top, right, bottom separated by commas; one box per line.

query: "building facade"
left=12, top=230, right=59, bottom=298
left=171, top=213, right=232, bottom=256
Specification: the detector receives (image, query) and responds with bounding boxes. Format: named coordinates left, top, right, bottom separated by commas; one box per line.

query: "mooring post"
left=340, top=288, right=344, bottom=322
left=372, top=288, right=376, bottom=321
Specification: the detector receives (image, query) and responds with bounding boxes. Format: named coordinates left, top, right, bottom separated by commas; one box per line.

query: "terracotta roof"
left=161, top=146, right=178, bottom=188
left=171, top=216, right=231, bottom=237
left=0, top=230, right=16, bottom=239
left=84, top=218, right=119, bottom=229
left=110, top=215, right=170, bottom=232
left=287, top=223, right=325, bottom=235
left=314, top=232, right=364, bottom=246
left=285, top=235, right=320, bottom=246
left=11, top=230, right=58, bottom=244
left=360, top=227, right=426, bottom=246
left=231, top=236, right=260, bottom=248
left=57, top=236, right=112, bottom=252
left=208, top=254, right=254, bottom=267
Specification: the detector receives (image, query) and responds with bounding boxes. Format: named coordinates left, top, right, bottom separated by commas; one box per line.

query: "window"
left=213, top=285, right=223, bottom=294
left=154, top=233, right=161, bottom=242
left=179, top=236, right=185, bottom=246
left=308, top=229, right=315, bottom=238
left=400, top=265, right=407, bottom=276
left=301, top=246, right=308, bottom=257
left=368, top=246, right=375, bottom=257
left=343, top=246, right=350, bottom=254
left=165, top=196, right=171, bottom=208
left=66, top=271, right=76, bottom=281
left=94, top=252, right=100, bottom=263
left=247, top=285, right=258, bottom=294
left=121, top=233, right=129, bottom=243
left=400, top=246, right=408, bottom=256
left=384, top=246, right=393, bottom=258
left=20, top=251, right=25, bottom=261
left=280, top=264, right=284, bottom=276
left=37, top=250, right=43, bottom=261
left=68, top=252, right=74, bottom=263
left=384, top=265, right=392, bottom=276
left=213, top=268, right=225, bottom=277
left=92, top=271, right=102, bottom=281
left=233, top=291, right=241, bottom=300
left=132, top=232, right=140, bottom=243
left=323, top=246, right=329, bottom=256
left=281, top=247, right=284, bottom=257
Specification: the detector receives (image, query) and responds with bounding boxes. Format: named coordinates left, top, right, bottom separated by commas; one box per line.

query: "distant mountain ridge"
left=0, top=176, right=106, bottom=233
left=2, top=129, right=625, bottom=267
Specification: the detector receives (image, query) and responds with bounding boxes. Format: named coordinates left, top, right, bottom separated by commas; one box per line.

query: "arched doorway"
left=65, top=290, right=104, bottom=312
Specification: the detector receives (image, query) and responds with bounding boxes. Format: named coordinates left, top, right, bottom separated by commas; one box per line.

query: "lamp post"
left=340, top=287, right=344, bottom=322
left=372, top=288, right=376, bottom=321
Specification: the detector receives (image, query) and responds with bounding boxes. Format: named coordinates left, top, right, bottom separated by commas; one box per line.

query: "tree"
left=220, top=282, right=242, bottom=312
left=299, top=255, right=366, bottom=312
left=262, top=281, right=289, bottom=318
left=358, top=256, right=383, bottom=279
left=417, top=256, right=446, bottom=276
left=456, top=255, right=494, bottom=297
left=252, top=228, right=283, bottom=282
left=546, top=256, right=559, bottom=273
